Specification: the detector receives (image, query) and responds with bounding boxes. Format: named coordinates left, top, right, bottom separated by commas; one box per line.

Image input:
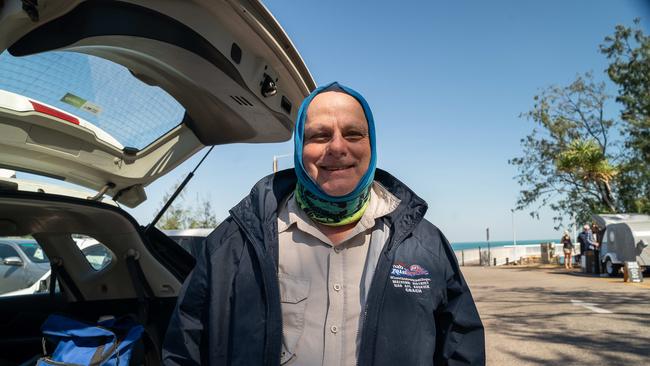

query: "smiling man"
left=163, top=82, right=485, bottom=365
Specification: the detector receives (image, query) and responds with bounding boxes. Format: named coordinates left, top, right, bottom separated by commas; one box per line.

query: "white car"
left=0, top=1, right=314, bottom=364
left=0, top=237, right=110, bottom=297
left=163, top=228, right=213, bottom=258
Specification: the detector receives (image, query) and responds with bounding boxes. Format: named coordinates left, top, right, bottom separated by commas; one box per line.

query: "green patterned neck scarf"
left=295, top=182, right=371, bottom=226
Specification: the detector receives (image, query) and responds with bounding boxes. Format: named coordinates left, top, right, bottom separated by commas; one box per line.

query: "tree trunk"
left=598, top=181, right=617, bottom=212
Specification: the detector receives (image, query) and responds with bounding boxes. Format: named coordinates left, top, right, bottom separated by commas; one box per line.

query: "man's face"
left=302, top=91, right=371, bottom=196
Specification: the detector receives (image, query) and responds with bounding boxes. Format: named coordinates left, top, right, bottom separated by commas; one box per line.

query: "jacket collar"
left=229, top=168, right=429, bottom=253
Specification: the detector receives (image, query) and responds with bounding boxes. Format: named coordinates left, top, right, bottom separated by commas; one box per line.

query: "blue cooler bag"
left=37, top=314, right=144, bottom=365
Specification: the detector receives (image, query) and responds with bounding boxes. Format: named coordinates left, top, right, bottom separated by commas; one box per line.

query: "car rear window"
left=0, top=50, right=185, bottom=150
left=73, top=235, right=113, bottom=271
left=17, top=241, right=49, bottom=264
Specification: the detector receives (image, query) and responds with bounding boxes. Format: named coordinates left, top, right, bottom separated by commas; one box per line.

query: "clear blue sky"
left=125, top=0, right=648, bottom=243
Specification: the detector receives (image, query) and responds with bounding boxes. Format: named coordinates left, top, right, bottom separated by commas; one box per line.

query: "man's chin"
left=319, top=181, right=357, bottom=197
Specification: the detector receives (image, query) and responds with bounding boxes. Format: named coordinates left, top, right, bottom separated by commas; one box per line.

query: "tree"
left=156, top=180, right=190, bottom=230
left=512, top=19, right=650, bottom=225
left=509, top=74, right=619, bottom=226
left=556, top=139, right=618, bottom=212
left=158, top=205, right=190, bottom=230
left=600, top=18, right=650, bottom=213
left=155, top=180, right=220, bottom=230
left=188, top=194, right=219, bottom=229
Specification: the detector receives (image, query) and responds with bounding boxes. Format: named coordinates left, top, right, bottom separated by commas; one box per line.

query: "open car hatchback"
left=0, top=0, right=314, bottom=364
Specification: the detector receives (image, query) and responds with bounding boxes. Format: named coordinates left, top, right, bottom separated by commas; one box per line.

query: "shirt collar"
left=278, top=182, right=401, bottom=243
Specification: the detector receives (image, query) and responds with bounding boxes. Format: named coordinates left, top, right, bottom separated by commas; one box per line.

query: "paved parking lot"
left=462, top=266, right=650, bottom=365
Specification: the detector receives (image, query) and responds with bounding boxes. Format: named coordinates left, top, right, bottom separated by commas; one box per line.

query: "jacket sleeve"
left=162, top=237, right=210, bottom=365
left=434, top=231, right=485, bottom=365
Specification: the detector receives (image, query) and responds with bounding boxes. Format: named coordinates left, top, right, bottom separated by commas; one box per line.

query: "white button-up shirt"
left=277, top=182, right=400, bottom=365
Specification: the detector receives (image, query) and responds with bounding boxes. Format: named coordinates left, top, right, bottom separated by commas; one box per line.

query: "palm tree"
left=556, top=139, right=618, bottom=212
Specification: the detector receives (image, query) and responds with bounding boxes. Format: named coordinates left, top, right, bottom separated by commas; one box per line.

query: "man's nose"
left=326, top=133, right=347, bottom=156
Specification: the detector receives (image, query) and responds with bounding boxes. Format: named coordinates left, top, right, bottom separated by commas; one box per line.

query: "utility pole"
left=486, top=227, right=491, bottom=266
left=272, top=154, right=291, bottom=173
left=511, top=209, right=517, bottom=246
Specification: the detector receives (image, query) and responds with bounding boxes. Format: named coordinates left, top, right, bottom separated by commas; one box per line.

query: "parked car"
left=0, top=1, right=314, bottom=364
left=0, top=238, right=50, bottom=295
left=592, top=214, right=650, bottom=276
left=163, top=228, right=212, bottom=258
left=0, top=237, right=112, bottom=297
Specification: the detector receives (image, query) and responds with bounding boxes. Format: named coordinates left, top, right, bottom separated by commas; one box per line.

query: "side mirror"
left=3, top=256, right=24, bottom=266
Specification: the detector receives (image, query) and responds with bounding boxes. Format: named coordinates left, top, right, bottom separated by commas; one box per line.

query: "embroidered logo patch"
left=390, top=262, right=431, bottom=293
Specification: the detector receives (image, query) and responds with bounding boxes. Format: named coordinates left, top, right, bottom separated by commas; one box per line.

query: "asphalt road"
left=462, top=266, right=650, bottom=365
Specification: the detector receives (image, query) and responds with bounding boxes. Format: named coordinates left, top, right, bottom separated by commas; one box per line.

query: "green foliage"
left=600, top=18, right=650, bottom=214
left=509, top=73, right=619, bottom=227
left=156, top=180, right=187, bottom=230
left=187, top=194, right=219, bottom=229
left=556, top=139, right=617, bottom=184
left=512, top=19, right=650, bottom=227
left=556, top=139, right=618, bottom=213
left=156, top=180, right=220, bottom=230
left=158, top=206, right=189, bottom=230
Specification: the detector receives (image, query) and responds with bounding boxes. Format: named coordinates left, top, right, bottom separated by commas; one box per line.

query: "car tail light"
left=29, top=101, right=79, bottom=125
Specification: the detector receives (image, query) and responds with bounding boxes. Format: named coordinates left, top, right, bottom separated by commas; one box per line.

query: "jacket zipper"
left=357, top=225, right=413, bottom=366
left=230, top=213, right=281, bottom=366
left=355, top=305, right=369, bottom=366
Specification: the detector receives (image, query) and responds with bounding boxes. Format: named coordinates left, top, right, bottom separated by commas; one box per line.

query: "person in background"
left=577, top=224, right=599, bottom=271
left=561, top=230, right=574, bottom=270
left=591, top=222, right=604, bottom=244
left=591, top=222, right=603, bottom=274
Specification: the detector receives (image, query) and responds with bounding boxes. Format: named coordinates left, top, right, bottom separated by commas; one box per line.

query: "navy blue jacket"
left=578, top=231, right=597, bottom=252
left=162, top=169, right=485, bottom=365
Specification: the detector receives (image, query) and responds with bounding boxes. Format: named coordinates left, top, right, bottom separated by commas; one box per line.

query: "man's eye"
left=345, top=132, right=366, bottom=141
left=307, top=133, right=331, bottom=142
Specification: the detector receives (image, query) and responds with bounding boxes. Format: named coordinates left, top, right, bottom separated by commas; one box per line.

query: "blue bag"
left=37, top=314, right=144, bottom=366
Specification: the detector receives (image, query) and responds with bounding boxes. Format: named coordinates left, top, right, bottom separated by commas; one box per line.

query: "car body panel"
left=0, top=175, right=118, bottom=206
left=0, top=2, right=311, bottom=360
left=0, top=240, right=112, bottom=297
left=593, top=214, right=650, bottom=268
left=164, top=228, right=212, bottom=258
left=0, top=0, right=315, bottom=207
left=0, top=192, right=186, bottom=300
left=0, top=239, right=50, bottom=294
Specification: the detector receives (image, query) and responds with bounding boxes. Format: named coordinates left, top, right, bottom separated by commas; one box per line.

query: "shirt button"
left=330, top=325, right=338, bottom=334
left=333, top=283, right=341, bottom=291
left=334, top=247, right=342, bottom=253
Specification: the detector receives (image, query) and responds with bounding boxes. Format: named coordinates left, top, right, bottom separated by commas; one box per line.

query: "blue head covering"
left=293, top=81, right=377, bottom=203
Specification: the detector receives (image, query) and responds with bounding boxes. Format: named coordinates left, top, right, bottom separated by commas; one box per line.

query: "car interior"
left=0, top=1, right=315, bottom=364
left=0, top=190, right=194, bottom=365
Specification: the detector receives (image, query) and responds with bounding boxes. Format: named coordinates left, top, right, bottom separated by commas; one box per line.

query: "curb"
left=567, top=271, right=610, bottom=278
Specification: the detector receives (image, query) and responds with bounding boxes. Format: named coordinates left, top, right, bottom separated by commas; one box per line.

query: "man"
left=591, top=223, right=603, bottom=274
left=578, top=225, right=599, bottom=252
left=162, top=82, right=485, bottom=365
left=578, top=224, right=599, bottom=270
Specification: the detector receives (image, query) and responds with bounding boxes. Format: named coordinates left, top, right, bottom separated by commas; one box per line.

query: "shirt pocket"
left=278, top=273, right=310, bottom=364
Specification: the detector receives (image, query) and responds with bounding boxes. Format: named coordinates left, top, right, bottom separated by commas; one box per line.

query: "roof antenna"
left=146, top=146, right=214, bottom=233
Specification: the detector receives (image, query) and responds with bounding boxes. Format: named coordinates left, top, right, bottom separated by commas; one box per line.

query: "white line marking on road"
left=571, top=299, right=613, bottom=314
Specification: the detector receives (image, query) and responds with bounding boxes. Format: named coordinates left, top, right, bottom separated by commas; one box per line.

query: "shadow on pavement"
left=475, top=284, right=650, bottom=365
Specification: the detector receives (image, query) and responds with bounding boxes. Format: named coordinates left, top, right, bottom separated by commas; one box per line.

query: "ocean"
left=451, top=239, right=558, bottom=251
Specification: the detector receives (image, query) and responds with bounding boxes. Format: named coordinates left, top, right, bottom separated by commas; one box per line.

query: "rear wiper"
left=145, top=146, right=214, bottom=233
